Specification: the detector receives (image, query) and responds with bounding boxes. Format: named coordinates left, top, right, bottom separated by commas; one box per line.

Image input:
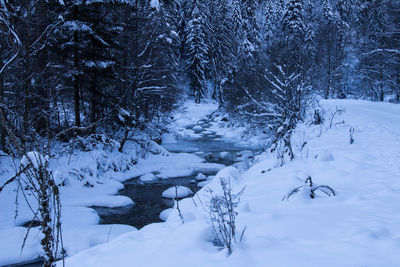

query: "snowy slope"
left=59, top=99, right=400, bottom=267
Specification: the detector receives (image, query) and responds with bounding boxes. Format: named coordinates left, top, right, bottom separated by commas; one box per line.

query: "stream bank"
left=94, top=122, right=259, bottom=229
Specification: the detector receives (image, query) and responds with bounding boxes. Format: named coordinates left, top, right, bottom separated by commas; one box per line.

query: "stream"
left=8, top=120, right=257, bottom=267
left=94, top=122, right=258, bottom=229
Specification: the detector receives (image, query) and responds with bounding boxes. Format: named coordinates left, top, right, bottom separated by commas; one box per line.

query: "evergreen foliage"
left=0, top=0, right=399, bottom=151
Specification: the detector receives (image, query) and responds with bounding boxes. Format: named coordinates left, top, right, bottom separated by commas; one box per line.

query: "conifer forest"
left=0, top=1, right=399, bottom=267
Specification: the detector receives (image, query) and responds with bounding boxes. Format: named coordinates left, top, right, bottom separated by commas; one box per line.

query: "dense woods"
left=0, top=0, right=399, bottom=151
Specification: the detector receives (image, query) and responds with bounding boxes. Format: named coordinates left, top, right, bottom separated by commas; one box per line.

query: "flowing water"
left=9, top=122, right=257, bottom=267
left=94, top=126, right=258, bottom=229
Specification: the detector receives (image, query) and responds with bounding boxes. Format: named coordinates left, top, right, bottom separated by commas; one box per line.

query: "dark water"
left=7, top=125, right=257, bottom=267
left=94, top=176, right=199, bottom=229
left=94, top=127, right=258, bottom=229
left=1, top=259, right=44, bottom=267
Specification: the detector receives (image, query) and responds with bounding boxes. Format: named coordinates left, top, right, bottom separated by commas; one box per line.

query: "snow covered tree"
left=357, top=0, right=397, bottom=101
left=184, top=0, right=209, bottom=103
left=51, top=0, right=128, bottom=129
left=207, top=0, right=235, bottom=102
left=241, top=0, right=260, bottom=62
left=134, top=0, right=183, bottom=120
left=282, top=0, right=305, bottom=72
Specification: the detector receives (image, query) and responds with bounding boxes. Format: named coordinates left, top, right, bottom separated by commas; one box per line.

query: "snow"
left=195, top=173, right=207, bottom=181
left=162, top=186, right=193, bottom=199
left=161, top=133, right=177, bottom=144
left=126, top=152, right=225, bottom=180
left=56, top=99, right=400, bottom=266
left=20, top=151, right=48, bottom=169
left=193, top=125, right=203, bottom=132
left=159, top=208, right=173, bottom=221
left=150, top=0, right=160, bottom=11
left=197, top=180, right=209, bottom=188
left=138, top=173, right=158, bottom=184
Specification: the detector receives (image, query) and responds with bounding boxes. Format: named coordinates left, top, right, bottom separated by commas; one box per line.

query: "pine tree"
left=357, top=0, right=395, bottom=101
left=206, top=0, right=235, bottom=102
left=51, top=0, right=127, bottom=129
left=282, top=0, right=306, bottom=73
left=241, top=0, right=260, bottom=61
left=184, top=0, right=209, bottom=103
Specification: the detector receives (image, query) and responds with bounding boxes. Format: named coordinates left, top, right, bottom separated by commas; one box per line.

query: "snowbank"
left=59, top=100, right=400, bottom=266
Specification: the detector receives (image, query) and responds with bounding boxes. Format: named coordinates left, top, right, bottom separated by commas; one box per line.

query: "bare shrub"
left=205, top=178, right=246, bottom=255
left=329, top=106, right=345, bottom=128
left=0, top=152, right=64, bottom=267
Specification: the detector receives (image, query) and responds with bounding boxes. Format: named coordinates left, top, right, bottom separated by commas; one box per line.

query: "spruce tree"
left=184, top=0, right=209, bottom=103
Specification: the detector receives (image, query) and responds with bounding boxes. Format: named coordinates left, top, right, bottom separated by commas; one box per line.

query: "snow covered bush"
left=70, top=133, right=119, bottom=152
left=205, top=178, right=246, bottom=255
left=270, top=120, right=295, bottom=166
left=282, top=176, right=336, bottom=201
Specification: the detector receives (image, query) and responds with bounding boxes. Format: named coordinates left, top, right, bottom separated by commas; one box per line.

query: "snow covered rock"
left=218, top=151, right=231, bottom=159
left=195, top=173, right=207, bottom=181
left=202, top=130, right=214, bottom=135
left=159, top=208, right=174, bottom=221
left=192, top=125, right=203, bottom=132
left=138, top=173, right=158, bottom=184
left=161, top=186, right=193, bottom=199
left=215, top=166, right=242, bottom=182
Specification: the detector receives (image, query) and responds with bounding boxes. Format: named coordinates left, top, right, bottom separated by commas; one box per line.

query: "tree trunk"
left=23, top=54, right=30, bottom=142
left=90, top=71, right=97, bottom=127
left=0, top=71, right=5, bottom=151
left=326, top=49, right=331, bottom=99
left=379, top=64, right=384, bottom=101
left=33, top=1, right=50, bottom=136
left=73, top=5, right=81, bottom=128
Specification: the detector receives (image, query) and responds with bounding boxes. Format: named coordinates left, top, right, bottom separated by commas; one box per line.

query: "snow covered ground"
left=0, top=101, right=226, bottom=266
left=58, top=99, right=400, bottom=266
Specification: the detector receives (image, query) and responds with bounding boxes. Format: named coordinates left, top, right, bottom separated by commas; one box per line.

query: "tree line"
left=0, top=0, right=399, bottom=152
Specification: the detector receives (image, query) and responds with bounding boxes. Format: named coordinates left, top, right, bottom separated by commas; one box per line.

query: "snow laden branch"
left=363, top=49, right=400, bottom=57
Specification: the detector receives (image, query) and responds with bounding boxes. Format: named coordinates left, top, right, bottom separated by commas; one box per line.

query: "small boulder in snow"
left=160, top=208, right=174, bottom=221
left=138, top=173, right=158, bottom=184
left=162, top=186, right=193, bottom=199
left=192, top=125, right=203, bottom=132
left=195, top=173, right=207, bottom=181
left=218, top=151, right=231, bottom=159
